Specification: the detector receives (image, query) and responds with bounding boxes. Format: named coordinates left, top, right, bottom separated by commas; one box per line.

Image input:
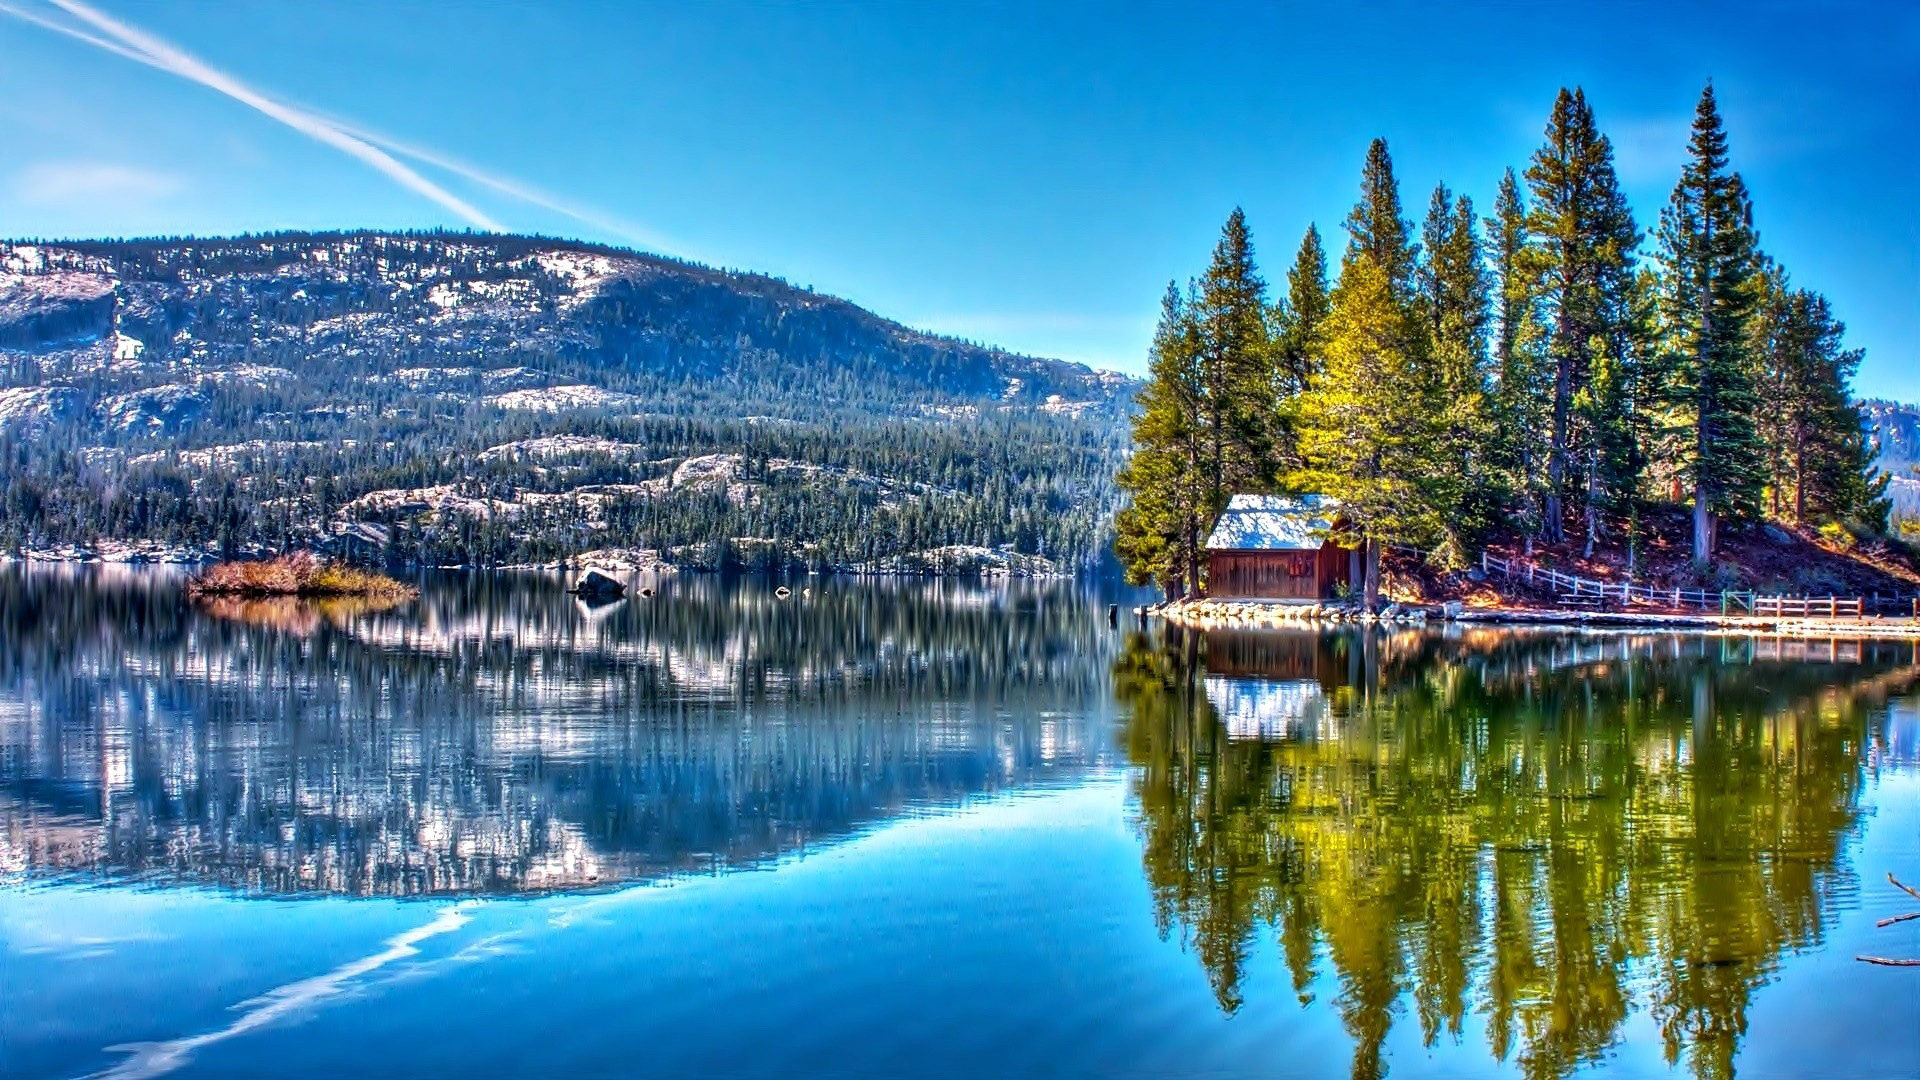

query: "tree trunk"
left=1692, top=210, right=1716, bottom=563
left=1363, top=538, right=1381, bottom=611
left=1584, top=447, right=1601, bottom=559
left=1693, top=488, right=1713, bottom=565
left=1794, top=441, right=1806, bottom=524
left=1546, top=345, right=1570, bottom=543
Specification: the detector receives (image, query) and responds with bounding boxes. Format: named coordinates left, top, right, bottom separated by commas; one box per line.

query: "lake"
left=3, top=567, right=1918, bottom=1079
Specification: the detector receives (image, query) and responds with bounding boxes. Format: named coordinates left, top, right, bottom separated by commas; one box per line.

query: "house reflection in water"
left=1203, top=676, right=1327, bottom=741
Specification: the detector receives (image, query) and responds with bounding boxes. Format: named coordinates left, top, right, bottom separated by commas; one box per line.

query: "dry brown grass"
left=186, top=552, right=416, bottom=600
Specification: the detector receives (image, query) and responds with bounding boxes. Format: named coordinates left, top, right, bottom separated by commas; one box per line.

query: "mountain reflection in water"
left=1116, top=625, right=1920, bottom=1080
left=0, top=566, right=1118, bottom=897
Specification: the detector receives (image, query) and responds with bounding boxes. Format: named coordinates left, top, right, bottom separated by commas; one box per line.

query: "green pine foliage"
left=1523, top=88, right=1642, bottom=550
left=1487, top=168, right=1553, bottom=548
left=1192, top=209, right=1281, bottom=498
left=1654, top=83, right=1768, bottom=562
left=1278, top=225, right=1331, bottom=395
left=1115, top=284, right=1209, bottom=595
left=1292, top=252, right=1445, bottom=605
left=1419, top=184, right=1496, bottom=553
left=1344, top=139, right=1420, bottom=297
left=1752, top=278, right=1888, bottom=530
left=1114, top=83, right=1886, bottom=598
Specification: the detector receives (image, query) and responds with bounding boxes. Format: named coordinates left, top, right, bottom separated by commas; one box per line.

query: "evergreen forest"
left=1116, top=85, right=1889, bottom=602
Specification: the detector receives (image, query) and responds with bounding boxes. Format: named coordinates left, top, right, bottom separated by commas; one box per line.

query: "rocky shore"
left=1147, top=596, right=1920, bottom=640
left=1149, top=597, right=1460, bottom=629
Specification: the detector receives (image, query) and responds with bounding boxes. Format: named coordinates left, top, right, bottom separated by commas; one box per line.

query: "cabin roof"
left=1204, top=494, right=1339, bottom=551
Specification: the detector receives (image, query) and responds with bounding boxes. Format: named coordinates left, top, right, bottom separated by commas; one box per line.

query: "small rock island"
left=185, top=552, right=417, bottom=601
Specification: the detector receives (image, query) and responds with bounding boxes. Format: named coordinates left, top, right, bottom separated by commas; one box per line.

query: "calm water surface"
left=2, top=567, right=1918, bottom=1078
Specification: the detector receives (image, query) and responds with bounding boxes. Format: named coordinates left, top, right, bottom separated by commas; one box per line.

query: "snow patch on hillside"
left=340, top=485, right=519, bottom=521
left=0, top=386, right=86, bottom=432
left=476, top=435, right=647, bottom=463
left=97, top=384, right=207, bottom=433
left=486, top=385, right=641, bottom=412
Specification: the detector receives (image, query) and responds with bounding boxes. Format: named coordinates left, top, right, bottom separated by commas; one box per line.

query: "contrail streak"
left=4, top=1, right=681, bottom=250
left=328, top=117, right=679, bottom=251
left=9, top=0, right=506, bottom=231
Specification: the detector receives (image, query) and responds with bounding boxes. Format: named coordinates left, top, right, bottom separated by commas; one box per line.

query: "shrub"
left=1816, top=521, right=1856, bottom=550
left=187, top=552, right=415, bottom=600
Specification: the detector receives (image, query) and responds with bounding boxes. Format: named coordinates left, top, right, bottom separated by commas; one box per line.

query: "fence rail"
left=1478, top=551, right=1902, bottom=620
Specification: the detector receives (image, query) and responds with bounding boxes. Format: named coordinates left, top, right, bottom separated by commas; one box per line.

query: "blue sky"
left=2, top=1, right=1915, bottom=398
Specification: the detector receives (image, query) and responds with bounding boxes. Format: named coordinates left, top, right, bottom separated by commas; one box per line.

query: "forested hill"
left=1864, top=399, right=1920, bottom=521
left=0, top=231, right=1136, bottom=571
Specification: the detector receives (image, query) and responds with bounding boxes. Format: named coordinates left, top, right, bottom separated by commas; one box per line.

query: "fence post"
left=1720, top=591, right=1727, bottom=616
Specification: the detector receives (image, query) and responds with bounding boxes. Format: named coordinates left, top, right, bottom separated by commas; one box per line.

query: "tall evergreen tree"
left=1192, top=208, right=1278, bottom=499
left=1752, top=280, right=1887, bottom=530
left=1420, top=185, right=1494, bottom=552
left=1524, top=87, right=1640, bottom=546
left=1116, top=283, right=1208, bottom=596
left=1292, top=253, right=1444, bottom=608
left=1294, top=149, right=1453, bottom=607
left=1272, top=225, right=1331, bottom=477
left=1277, top=224, right=1331, bottom=396
left=1655, top=83, right=1765, bottom=562
left=1344, top=139, right=1419, bottom=298
left=1487, top=168, right=1551, bottom=549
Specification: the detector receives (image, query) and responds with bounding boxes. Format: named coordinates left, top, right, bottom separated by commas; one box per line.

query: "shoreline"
left=0, top=547, right=1079, bottom=581
left=1149, top=596, right=1920, bottom=641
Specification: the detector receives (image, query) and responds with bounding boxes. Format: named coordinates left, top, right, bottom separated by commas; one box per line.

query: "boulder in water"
left=572, top=569, right=627, bottom=600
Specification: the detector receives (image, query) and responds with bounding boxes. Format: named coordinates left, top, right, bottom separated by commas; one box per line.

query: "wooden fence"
left=1479, top=551, right=1897, bottom=619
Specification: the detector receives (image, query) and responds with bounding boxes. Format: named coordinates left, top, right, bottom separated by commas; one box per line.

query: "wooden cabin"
left=1203, top=494, right=1351, bottom=600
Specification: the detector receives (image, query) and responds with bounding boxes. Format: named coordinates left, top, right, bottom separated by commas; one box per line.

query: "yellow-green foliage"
left=1816, top=521, right=1856, bottom=550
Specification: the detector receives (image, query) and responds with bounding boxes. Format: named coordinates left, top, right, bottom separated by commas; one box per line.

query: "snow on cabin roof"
left=1204, top=494, right=1338, bottom=551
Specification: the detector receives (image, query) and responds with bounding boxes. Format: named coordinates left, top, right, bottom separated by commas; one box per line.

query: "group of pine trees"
left=1117, top=84, right=1888, bottom=602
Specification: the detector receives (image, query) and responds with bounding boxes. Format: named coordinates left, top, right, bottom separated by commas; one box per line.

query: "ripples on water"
left=2, top=566, right=1918, bottom=1079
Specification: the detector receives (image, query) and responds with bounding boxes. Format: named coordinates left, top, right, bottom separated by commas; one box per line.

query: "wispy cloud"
left=325, top=116, right=680, bottom=252
left=2, top=0, right=679, bottom=249
left=13, top=160, right=183, bottom=205
left=2, top=0, right=507, bottom=231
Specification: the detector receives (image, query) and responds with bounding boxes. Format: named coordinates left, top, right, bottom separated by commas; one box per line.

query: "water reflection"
left=0, top=566, right=1119, bottom=896
left=1117, top=625, right=1919, bottom=1080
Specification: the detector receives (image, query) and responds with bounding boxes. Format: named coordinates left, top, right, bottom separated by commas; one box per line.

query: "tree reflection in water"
left=0, top=565, right=1119, bottom=897
left=1116, top=624, right=1918, bottom=1080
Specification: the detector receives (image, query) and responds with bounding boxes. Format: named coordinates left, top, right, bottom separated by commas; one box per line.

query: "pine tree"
left=1420, top=185, right=1494, bottom=553
left=1295, top=146, right=1450, bottom=606
left=1344, top=139, right=1419, bottom=298
left=1524, top=88, right=1640, bottom=546
left=1273, top=225, right=1330, bottom=476
left=1292, top=252, right=1444, bottom=609
left=1655, top=83, right=1765, bottom=562
left=1753, top=280, right=1888, bottom=530
left=1115, top=283, right=1209, bottom=596
left=1277, top=225, right=1330, bottom=396
left=1487, top=168, right=1551, bottom=548
left=1191, top=208, right=1278, bottom=499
